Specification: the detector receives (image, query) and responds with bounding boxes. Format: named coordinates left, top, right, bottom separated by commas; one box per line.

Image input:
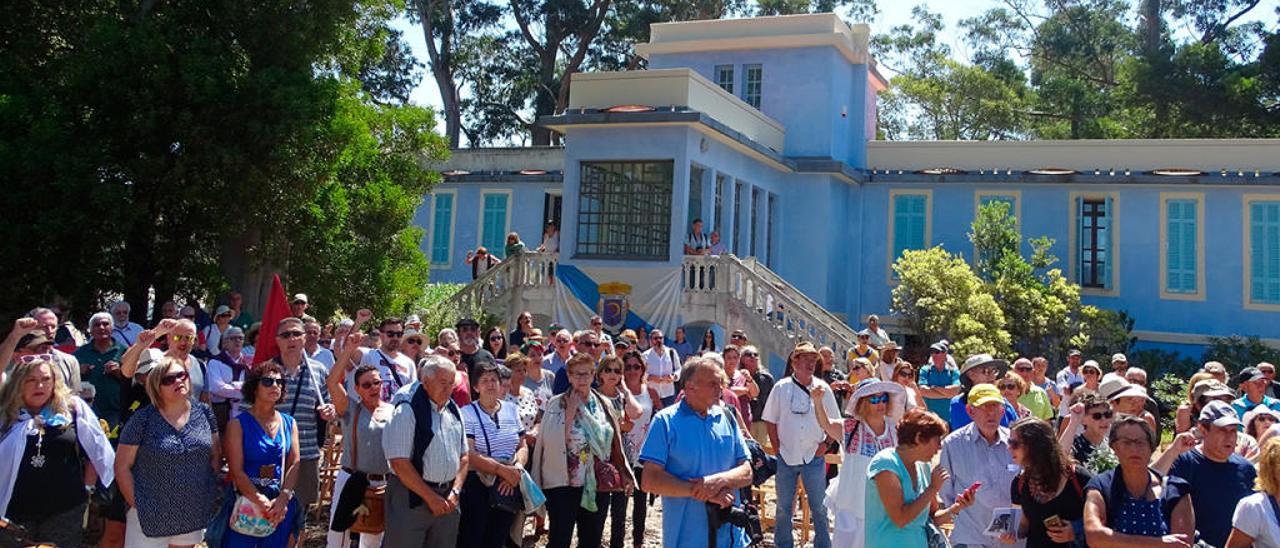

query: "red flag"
left=253, top=274, right=292, bottom=365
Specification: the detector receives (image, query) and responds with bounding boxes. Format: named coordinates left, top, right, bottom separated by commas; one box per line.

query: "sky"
left=388, top=0, right=1271, bottom=138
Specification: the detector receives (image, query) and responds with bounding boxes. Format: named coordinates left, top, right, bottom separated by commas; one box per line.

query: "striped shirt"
left=462, top=401, right=524, bottom=462
left=383, top=385, right=466, bottom=483
left=275, top=357, right=331, bottom=460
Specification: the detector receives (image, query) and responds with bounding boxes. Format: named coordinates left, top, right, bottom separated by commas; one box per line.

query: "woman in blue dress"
left=224, top=363, right=301, bottom=547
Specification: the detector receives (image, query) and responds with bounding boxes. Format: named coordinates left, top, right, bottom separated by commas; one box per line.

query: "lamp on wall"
left=442, top=170, right=471, bottom=177
left=603, top=104, right=656, bottom=113
left=914, top=167, right=967, bottom=175
left=1027, top=168, right=1077, bottom=175
left=1151, top=168, right=1203, bottom=176
left=519, top=169, right=548, bottom=175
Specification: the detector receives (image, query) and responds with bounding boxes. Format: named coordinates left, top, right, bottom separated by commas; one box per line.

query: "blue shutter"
left=1254, top=202, right=1280, bottom=304
left=430, top=194, right=453, bottom=264
left=1102, top=196, right=1113, bottom=290
left=1075, top=196, right=1084, bottom=285
left=481, top=194, right=509, bottom=258
left=893, top=194, right=926, bottom=262
left=1165, top=200, right=1198, bottom=294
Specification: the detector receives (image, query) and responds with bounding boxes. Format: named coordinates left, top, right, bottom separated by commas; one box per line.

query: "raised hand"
left=355, top=309, right=373, bottom=323
left=13, top=317, right=40, bottom=334
left=810, top=383, right=828, bottom=403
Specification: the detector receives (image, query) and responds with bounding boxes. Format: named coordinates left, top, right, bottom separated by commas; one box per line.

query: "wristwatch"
left=281, top=488, right=295, bottom=500
left=449, top=487, right=461, bottom=499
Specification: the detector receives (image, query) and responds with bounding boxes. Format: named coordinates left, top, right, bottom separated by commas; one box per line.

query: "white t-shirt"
left=359, top=349, right=415, bottom=403
left=1233, top=492, right=1280, bottom=547
left=761, top=376, right=841, bottom=466
left=643, top=346, right=679, bottom=399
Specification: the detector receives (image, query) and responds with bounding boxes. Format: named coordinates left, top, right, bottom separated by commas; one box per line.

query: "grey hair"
left=88, top=312, right=113, bottom=330
left=111, top=301, right=131, bottom=312
left=1125, top=366, right=1148, bottom=380
left=26, top=307, right=55, bottom=319
left=418, top=354, right=456, bottom=382
left=681, top=355, right=726, bottom=387
left=701, top=352, right=725, bottom=369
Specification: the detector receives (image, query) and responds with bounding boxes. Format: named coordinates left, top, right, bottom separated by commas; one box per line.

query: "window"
left=750, top=187, right=762, bottom=256
left=1161, top=194, right=1202, bottom=299
left=744, top=64, right=762, bottom=109
left=1076, top=197, right=1112, bottom=289
left=429, top=191, right=456, bottom=267
left=714, top=174, right=726, bottom=234
left=715, top=65, right=734, bottom=94
left=479, top=192, right=511, bottom=258
left=575, top=161, right=673, bottom=260
left=974, top=191, right=1021, bottom=268
left=767, top=193, right=777, bottom=267
left=1247, top=198, right=1280, bottom=307
left=542, top=193, right=563, bottom=231
left=733, top=182, right=745, bottom=255
left=889, top=191, right=930, bottom=274
left=688, top=166, right=705, bottom=229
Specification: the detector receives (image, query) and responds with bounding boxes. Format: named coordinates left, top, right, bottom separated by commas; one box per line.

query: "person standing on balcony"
left=466, top=247, right=500, bottom=280
left=709, top=231, right=727, bottom=255
left=684, top=218, right=710, bottom=256
left=536, top=221, right=559, bottom=254
left=504, top=232, right=526, bottom=258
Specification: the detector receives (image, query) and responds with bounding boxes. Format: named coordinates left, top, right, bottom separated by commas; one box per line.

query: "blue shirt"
left=864, top=448, right=930, bottom=548
left=118, top=403, right=219, bottom=537
left=947, top=396, right=1018, bottom=430
left=1232, top=394, right=1280, bottom=423
left=1168, top=449, right=1257, bottom=547
left=639, top=402, right=750, bottom=548
left=917, top=364, right=959, bottom=420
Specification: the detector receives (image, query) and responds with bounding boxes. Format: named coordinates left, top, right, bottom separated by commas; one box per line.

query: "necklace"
left=30, top=426, right=46, bottom=468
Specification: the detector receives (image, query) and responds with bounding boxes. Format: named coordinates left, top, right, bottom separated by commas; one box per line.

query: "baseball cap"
left=1068, top=349, right=1082, bottom=358
left=454, top=318, right=480, bottom=329
left=1111, top=353, right=1127, bottom=364
left=967, top=384, right=1004, bottom=407
left=1191, top=379, right=1235, bottom=401
left=1199, top=400, right=1242, bottom=428
left=929, top=342, right=947, bottom=354
left=214, top=305, right=232, bottom=317
left=292, top=293, right=309, bottom=304
left=1238, top=366, right=1266, bottom=384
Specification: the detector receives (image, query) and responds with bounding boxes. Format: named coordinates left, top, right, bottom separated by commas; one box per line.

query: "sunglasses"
left=18, top=353, right=55, bottom=364
left=161, top=371, right=189, bottom=386
left=171, top=334, right=196, bottom=343
left=998, top=383, right=1018, bottom=391
left=625, top=362, right=645, bottom=371
left=383, top=331, right=404, bottom=338
left=405, top=339, right=423, bottom=345
left=260, top=377, right=287, bottom=388
left=731, top=334, right=746, bottom=340
left=277, top=330, right=305, bottom=339
left=489, top=336, right=504, bottom=341
left=1089, top=411, right=1115, bottom=421
left=602, top=368, right=622, bottom=374
left=1014, top=366, right=1033, bottom=372
left=358, top=381, right=381, bottom=390
left=866, top=393, right=890, bottom=404
left=743, top=352, right=758, bottom=358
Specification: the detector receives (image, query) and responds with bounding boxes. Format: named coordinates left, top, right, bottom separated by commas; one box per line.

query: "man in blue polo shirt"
left=1232, top=366, right=1280, bottom=421
left=918, top=342, right=961, bottom=421
left=640, top=356, right=753, bottom=548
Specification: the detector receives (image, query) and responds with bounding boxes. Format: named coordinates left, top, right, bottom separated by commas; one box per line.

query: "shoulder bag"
left=471, top=402, right=523, bottom=513
left=229, top=416, right=288, bottom=538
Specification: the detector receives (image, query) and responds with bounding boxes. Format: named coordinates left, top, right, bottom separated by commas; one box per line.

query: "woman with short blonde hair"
left=1228, top=437, right=1280, bottom=547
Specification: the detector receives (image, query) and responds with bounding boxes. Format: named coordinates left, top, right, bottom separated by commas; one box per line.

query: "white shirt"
left=761, top=376, right=841, bottom=466
left=307, top=346, right=335, bottom=372
left=207, top=356, right=248, bottom=408
left=202, top=324, right=230, bottom=355
left=111, top=321, right=143, bottom=348
left=360, top=349, right=415, bottom=403
left=643, top=346, right=679, bottom=399
left=383, top=385, right=465, bottom=483
left=1233, top=492, right=1280, bottom=548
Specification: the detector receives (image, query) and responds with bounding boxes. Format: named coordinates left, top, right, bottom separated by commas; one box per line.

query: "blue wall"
left=420, top=181, right=561, bottom=284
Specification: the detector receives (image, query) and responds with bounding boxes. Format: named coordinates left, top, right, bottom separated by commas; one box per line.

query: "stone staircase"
left=441, top=251, right=859, bottom=361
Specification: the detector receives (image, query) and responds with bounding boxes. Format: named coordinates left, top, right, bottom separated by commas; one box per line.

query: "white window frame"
left=1244, top=194, right=1280, bottom=311
left=428, top=189, right=458, bottom=269
left=743, top=64, right=762, bottom=109
left=477, top=190, right=513, bottom=258
left=715, top=65, right=734, bottom=94
left=1159, top=192, right=1205, bottom=301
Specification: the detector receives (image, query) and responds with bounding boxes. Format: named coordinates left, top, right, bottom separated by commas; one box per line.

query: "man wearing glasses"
left=551, top=330, right=603, bottom=394
left=542, top=328, right=575, bottom=378
left=1010, top=357, right=1054, bottom=420
left=918, top=342, right=961, bottom=422
left=121, top=318, right=209, bottom=403
left=761, top=342, right=838, bottom=548
left=938, top=384, right=1019, bottom=548
left=643, top=329, right=680, bottom=408
left=359, top=317, right=417, bottom=402
left=267, top=316, right=336, bottom=526
left=455, top=317, right=495, bottom=380
left=588, top=315, right=613, bottom=348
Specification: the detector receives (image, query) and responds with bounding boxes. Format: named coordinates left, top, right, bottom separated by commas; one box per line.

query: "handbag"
left=230, top=416, right=288, bottom=538
left=594, top=457, right=624, bottom=492
left=471, top=403, right=523, bottom=513
left=335, top=405, right=386, bottom=534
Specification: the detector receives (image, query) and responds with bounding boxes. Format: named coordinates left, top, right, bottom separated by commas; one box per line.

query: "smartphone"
left=1043, top=515, right=1065, bottom=529
left=963, top=481, right=982, bottom=498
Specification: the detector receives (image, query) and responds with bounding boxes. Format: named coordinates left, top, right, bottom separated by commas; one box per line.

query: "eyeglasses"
left=161, top=371, right=189, bottom=386
left=602, top=368, right=621, bottom=374
left=867, top=393, right=889, bottom=405
left=358, top=381, right=381, bottom=390
left=489, top=335, right=504, bottom=341
left=259, top=377, right=287, bottom=388
left=1014, top=366, right=1033, bottom=372
left=383, top=331, right=403, bottom=338
left=998, top=383, right=1018, bottom=391
left=569, top=371, right=593, bottom=379
left=277, top=330, right=305, bottom=339
left=625, top=362, right=645, bottom=371
left=17, top=353, right=55, bottom=364
left=226, top=336, right=244, bottom=341
left=405, top=339, right=423, bottom=345
left=171, top=335, right=195, bottom=343
left=743, top=352, right=758, bottom=358
left=1089, top=411, right=1115, bottom=421
left=1111, top=436, right=1149, bottom=449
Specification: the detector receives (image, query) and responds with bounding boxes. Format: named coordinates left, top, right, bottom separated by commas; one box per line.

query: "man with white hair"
left=382, top=354, right=468, bottom=547
left=27, top=306, right=83, bottom=391
left=75, top=312, right=128, bottom=429
left=110, top=300, right=144, bottom=347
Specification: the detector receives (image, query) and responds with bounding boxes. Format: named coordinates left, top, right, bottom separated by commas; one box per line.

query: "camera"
left=705, top=500, right=764, bottom=547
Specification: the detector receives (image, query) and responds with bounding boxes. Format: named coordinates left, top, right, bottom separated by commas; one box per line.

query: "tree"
left=0, top=0, right=446, bottom=324
left=510, top=0, right=613, bottom=145
left=409, top=0, right=502, bottom=147
left=891, top=247, right=1012, bottom=358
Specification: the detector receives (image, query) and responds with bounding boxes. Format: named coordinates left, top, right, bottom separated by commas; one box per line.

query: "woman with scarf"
left=810, top=378, right=905, bottom=548
left=208, top=326, right=251, bottom=432
left=532, top=353, right=635, bottom=548
left=325, top=332, right=391, bottom=548
left=0, top=356, right=114, bottom=546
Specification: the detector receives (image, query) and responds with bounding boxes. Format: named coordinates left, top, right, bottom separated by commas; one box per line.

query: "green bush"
left=1129, top=349, right=1200, bottom=380
left=1150, top=372, right=1190, bottom=435
left=1203, top=335, right=1280, bottom=374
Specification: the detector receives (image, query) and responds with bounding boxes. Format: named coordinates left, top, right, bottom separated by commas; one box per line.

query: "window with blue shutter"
left=892, top=194, right=927, bottom=262
left=430, top=193, right=454, bottom=265
left=480, top=193, right=509, bottom=258
left=1251, top=201, right=1280, bottom=304
left=1165, top=199, right=1198, bottom=293
left=979, top=194, right=1017, bottom=214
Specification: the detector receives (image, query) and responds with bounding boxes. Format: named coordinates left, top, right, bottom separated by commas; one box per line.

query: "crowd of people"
left=2, top=299, right=1280, bottom=548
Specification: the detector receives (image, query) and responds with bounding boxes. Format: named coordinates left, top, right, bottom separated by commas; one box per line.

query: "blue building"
left=416, top=13, right=1280, bottom=366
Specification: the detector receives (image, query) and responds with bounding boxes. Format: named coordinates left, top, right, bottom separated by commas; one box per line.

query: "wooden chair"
left=313, top=422, right=344, bottom=520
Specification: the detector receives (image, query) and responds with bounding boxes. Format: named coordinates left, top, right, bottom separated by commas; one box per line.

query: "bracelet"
left=449, top=487, right=461, bottom=498
left=281, top=488, right=295, bottom=500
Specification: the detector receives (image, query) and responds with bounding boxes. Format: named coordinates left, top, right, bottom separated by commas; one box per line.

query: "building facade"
left=417, top=13, right=1280, bottom=360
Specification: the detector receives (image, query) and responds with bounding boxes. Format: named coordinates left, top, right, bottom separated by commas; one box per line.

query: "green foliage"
left=1203, top=335, right=1280, bottom=373
left=0, top=0, right=445, bottom=323
left=890, top=247, right=1012, bottom=358
left=1072, top=307, right=1136, bottom=358
left=1130, top=349, right=1201, bottom=380
left=412, top=283, right=466, bottom=340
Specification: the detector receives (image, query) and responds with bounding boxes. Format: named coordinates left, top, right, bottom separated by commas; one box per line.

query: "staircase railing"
left=444, top=251, right=557, bottom=315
